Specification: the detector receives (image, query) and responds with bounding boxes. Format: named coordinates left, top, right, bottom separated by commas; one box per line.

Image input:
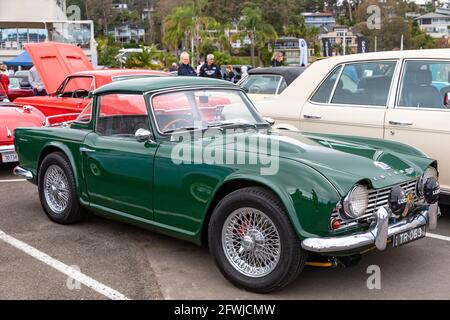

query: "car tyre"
left=38, top=152, right=84, bottom=224
left=208, top=186, right=307, bottom=293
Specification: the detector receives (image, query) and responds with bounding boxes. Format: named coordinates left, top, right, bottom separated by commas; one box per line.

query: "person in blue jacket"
left=177, top=52, right=197, bottom=77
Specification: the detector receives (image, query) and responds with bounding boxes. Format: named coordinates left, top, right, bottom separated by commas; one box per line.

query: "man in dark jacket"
left=177, top=52, right=197, bottom=76
left=199, top=54, right=222, bottom=79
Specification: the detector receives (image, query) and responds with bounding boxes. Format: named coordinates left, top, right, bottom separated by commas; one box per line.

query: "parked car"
left=14, top=42, right=169, bottom=116
left=0, top=101, right=46, bottom=164
left=8, top=76, right=34, bottom=101
left=14, top=76, right=440, bottom=292
left=257, top=49, right=450, bottom=202
left=238, top=66, right=305, bottom=102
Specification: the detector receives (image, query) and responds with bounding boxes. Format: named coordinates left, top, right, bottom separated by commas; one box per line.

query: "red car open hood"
left=25, top=42, right=94, bottom=94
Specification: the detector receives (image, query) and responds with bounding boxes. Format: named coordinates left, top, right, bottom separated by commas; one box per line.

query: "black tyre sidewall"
left=38, top=152, right=82, bottom=224
left=208, top=187, right=306, bottom=293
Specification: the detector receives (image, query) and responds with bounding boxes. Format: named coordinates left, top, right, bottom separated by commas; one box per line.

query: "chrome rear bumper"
left=13, top=166, right=33, bottom=180
left=0, top=145, right=15, bottom=154
left=301, top=203, right=439, bottom=253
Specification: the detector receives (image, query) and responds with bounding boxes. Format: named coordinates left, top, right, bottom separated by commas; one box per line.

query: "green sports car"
left=14, top=77, right=440, bottom=293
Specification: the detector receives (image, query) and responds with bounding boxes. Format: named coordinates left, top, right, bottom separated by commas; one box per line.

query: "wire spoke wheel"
left=222, top=207, right=281, bottom=278
left=43, top=164, right=70, bottom=214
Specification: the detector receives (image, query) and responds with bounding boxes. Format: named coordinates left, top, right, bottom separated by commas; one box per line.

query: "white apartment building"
left=415, top=9, right=450, bottom=38
left=0, top=0, right=97, bottom=65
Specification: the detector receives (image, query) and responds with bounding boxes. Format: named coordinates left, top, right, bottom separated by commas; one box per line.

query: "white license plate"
left=1, top=152, right=18, bottom=163
left=393, top=225, right=426, bottom=248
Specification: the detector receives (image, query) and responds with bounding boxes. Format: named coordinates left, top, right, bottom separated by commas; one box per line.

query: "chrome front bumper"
left=13, top=166, right=33, bottom=180
left=301, top=203, right=439, bottom=253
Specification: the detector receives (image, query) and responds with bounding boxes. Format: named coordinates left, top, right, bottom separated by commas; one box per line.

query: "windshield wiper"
left=163, top=126, right=206, bottom=134
left=207, top=121, right=268, bottom=130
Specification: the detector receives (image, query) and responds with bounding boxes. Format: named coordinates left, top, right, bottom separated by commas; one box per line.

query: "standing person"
left=177, top=52, right=197, bottom=77
left=199, top=54, right=222, bottom=79
left=223, top=65, right=235, bottom=82
left=169, top=62, right=178, bottom=72
left=28, top=66, right=46, bottom=96
left=0, top=64, right=9, bottom=98
left=271, top=52, right=284, bottom=67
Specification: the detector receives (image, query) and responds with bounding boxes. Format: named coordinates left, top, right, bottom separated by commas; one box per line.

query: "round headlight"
left=417, top=167, right=438, bottom=196
left=343, top=184, right=369, bottom=219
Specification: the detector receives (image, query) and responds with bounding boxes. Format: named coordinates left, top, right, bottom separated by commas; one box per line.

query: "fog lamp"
left=388, top=185, right=407, bottom=215
left=423, top=177, right=440, bottom=204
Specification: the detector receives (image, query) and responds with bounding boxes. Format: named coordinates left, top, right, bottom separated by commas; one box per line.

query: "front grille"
left=331, top=179, right=419, bottom=230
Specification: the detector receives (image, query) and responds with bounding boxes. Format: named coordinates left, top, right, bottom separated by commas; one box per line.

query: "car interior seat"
left=401, top=69, right=442, bottom=108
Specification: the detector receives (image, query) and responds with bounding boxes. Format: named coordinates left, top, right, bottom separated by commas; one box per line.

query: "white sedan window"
left=398, top=60, right=450, bottom=109
left=331, top=61, right=396, bottom=106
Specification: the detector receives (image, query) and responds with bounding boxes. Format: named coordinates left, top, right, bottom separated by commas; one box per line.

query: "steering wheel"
left=249, top=85, right=262, bottom=94
left=161, top=118, right=192, bottom=132
left=72, top=89, right=89, bottom=98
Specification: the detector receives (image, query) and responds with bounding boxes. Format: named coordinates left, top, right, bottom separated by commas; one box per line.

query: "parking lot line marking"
left=0, top=230, right=130, bottom=300
left=427, top=232, right=450, bottom=242
left=0, top=179, right=26, bottom=183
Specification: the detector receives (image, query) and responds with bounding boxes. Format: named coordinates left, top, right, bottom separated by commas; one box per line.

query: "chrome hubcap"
left=222, top=208, right=281, bottom=278
left=43, top=165, right=69, bottom=214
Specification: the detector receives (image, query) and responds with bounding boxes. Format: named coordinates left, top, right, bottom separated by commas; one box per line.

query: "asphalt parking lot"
left=0, top=163, right=449, bottom=300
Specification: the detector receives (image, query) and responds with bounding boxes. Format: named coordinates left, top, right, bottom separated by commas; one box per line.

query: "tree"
left=235, top=4, right=277, bottom=66
left=125, top=45, right=163, bottom=70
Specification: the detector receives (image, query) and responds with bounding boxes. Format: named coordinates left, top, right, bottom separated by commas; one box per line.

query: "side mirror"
left=264, top=117, right=275, bottom=126
left=135, top=128, right=153, bottom=143
left=444, top=92, right=450, bottom=107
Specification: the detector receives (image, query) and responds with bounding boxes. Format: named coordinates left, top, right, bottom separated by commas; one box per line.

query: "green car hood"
left=188, top=129, right=434, bottom=196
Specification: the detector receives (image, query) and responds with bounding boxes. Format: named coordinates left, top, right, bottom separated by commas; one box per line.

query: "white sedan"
left=257, top=49, right=450, bottom=200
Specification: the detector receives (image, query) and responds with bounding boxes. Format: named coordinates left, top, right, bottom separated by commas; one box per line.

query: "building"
left=319, top=26, right=359, bottom=55
left=273, top=37, right=314, bottom=65
left=109, top=24, right=146, bottom=44
left=415, top=9, right=450, bottom=38
left=0, top=0, right=97, bottom=66
left=302, top=12, right=336, bottom=29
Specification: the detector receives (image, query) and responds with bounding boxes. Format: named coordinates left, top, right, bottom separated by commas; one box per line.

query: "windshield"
left=240, top=75, right=284, bottom=95
left=150, top=89, right=266, bottom=133
left=8, top=78, right=21, bottom=89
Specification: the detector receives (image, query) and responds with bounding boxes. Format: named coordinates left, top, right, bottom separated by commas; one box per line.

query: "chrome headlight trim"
left=342, top=184, right=369, bottom=219
left=417, top=166, right=438, bottom=196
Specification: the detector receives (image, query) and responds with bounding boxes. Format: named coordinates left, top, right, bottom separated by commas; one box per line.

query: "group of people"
left=175, top=52, right=248, bottom=83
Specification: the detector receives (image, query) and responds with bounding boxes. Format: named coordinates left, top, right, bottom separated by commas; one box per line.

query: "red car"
left=0, top=100, right=46, bottom=164
left=7, top=77, right=34, bottom=102
left=14, top=42, right=169, bottom=116
left=2, top=42, right=168, bottom=164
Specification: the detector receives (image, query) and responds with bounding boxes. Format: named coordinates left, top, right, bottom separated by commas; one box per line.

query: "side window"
left=60, top=76, right=94, bottom=98
left=310, top=66, right=342, bottom=103
left=96, top=94, right=150, bottom=137
left=75, top=102, right=92, bottom=123
left=331, top=61, right=396, bottom=106
left=277, top=78, right=288, bottom=94
left=398, top=60, right=450, bottom=109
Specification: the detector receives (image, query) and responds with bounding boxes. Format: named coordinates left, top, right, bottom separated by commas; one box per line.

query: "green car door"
left=82, top=93, right=158, bottom=220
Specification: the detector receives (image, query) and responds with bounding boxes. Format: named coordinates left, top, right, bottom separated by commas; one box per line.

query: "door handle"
left=389, top=120, right=413, bottom=126
left=80, top=147, right=95, bottom=153
left=303, top=114, right=322, bottom=120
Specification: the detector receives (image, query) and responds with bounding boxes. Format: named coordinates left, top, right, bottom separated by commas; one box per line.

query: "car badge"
left=6, top=127, right=12, bottom=138
left=402, top=192, right=415, bottom=217
left=374, top=161, right=391, bottom=170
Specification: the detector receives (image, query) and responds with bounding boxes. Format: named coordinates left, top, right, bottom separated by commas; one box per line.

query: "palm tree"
left=236, top=5, right=277, bottom=66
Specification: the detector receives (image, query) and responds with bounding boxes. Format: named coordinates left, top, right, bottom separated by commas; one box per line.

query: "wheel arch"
left=200, top=176, right=300, bottom=246
left=37, top=142, right=81, bottom=194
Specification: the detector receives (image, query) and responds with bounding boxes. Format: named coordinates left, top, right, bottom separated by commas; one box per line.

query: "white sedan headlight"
left=417, top=166, right=438, bottom=196
left=343, top=184, right=369, bottom=219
